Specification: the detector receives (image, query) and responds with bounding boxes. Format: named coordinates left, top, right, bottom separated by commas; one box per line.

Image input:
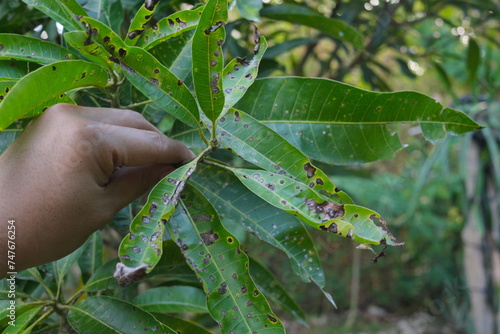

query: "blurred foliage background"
left=1, top=0, right=499, bottom=333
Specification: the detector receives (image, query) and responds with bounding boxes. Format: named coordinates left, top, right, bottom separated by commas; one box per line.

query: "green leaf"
left=192, top=0, right=228, bottom=124
left=151, top=314, right=214, bottom=334
left=148, top=29, right=195, bottom=86
left=191, top=165, right=327, bottom=287
left=249, top=257, right=307, bottom=325
left=132, top=286, right=208, bottom=313
left=0, top=34, right=77, bottom=64
left=140, top=6, right=205, bottom=49
left=263, top=37, right=317, bottom=59
left=166, top=184, right=285, bottom=333
left=231, top=167, right=403, bottom=246
left=261, top=4, right=364, bottom=49
left=235, top=77, right=483, bottom=164
left=67, top=296, right=176, bottom=333
left=125, top=0, right=161, bottom=46
left=83, top=258, right=120, bottom=292
left=217, top=108, right=352, bottom=204
left=79, top=16, right=200, bottom=129
left=78, top=231, right=103, bottom=283
left=467, top=38, right=480, bottom=83
left=21, top=0, right=86, bottom=31
left=2, top=305, right=43, bottom=334
left=0, top=60, right=35, bottom=79
left=0, top=60, right=109, bottom=130
left=237, top=0, right=263, bottom=21
left=222, top=30, right=267, bottom=114
left=114, top=160, right=198, bottom=287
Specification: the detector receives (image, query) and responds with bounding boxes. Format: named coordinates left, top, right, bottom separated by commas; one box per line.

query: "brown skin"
left=0, top=104, right=195, bottom=278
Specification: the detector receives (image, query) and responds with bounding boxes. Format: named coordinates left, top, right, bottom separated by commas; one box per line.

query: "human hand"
left=0, top=104, right=195, bottom=277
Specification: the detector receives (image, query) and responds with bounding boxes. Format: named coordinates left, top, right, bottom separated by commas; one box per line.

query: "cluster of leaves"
left=0, top=0, right=482, bottom=333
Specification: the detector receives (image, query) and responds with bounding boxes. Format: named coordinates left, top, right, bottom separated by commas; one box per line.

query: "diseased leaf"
left=0, top=80, right=16, bottom=103
left=64, top=30, right=115, bottom=69
left=67, top=296, right=177, bottom=333
left=0, top=60, right=108, bottom=130
left=125, top=0, right=160, bottom=46
left=141, top=6, right=205, bottom=49
left=191, top=164, right=327, bottom=287
left=114, top=160, right=198, bottom=287
left=222, top=28, right=267, bottom=114
left=217, top=108, right=352, bottom=204
left=21, top=0, right=86, bottom=31
left=166, top=184, right=285, bottom=333
left=78, top=16, right=200, bottom=128
left=132, top=286, right=208, bottom=313
left=249, top=257, right=307, bottom=325
left=192, top=0, right=228, bottom=124
left=261, top=4, right=364, bottom=49
left=235, top=77, right=483, bottom=164
left=0, top=34, right=77, bottom=64
left=231, top=167, right=404, bottom=247
left=148, top=29, right=195, bottom=86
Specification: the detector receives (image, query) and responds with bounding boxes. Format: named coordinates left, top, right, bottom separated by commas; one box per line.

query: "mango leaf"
left=0, top=80, right=16, bottom=103
left=263, top=37, right=318, bottom=59
left=222, top=29, right=267, bottom=114
left=235, top=77, right=483, bottom=164
left=2, top=305, right=43, bottom=334
left=231, top=167, right=403, bottom=247
left=249, top=257, right=307, bottom=326
left=0, top=302, right=40, bottom=329
left=0, top=60, right=108, bottom=130
left=79, top=17, right=200, bottom=129
left=191, top=165, right=326, bottom=287
left=148, top=29, right=195, bottom=86
left=0, top=60, right=35, bottom=79
left=83, top=258, right=120, bottom=292
left=261, top=4, right=364, bottom=49
left=132, top=286, right=208, bottom=313
left=124, top=0, right=160, bottom=46
left=63, top=31, right=115, bottom=69
left=218, top=108, right=352, bottom=204
left=114, top=160, right=198, bottom=287
left=192, top=0, right=228, bottom=124
left=467, top=38, right=480, bottom=83
left=140, top=6, right=205, bottom=49
left=166, top=184, right=285, bottom=333
left=21, top=0, right=86, bottom=31
left=151, top=314, right=214, bottom=334
left=237, top=0, right=263, bottom=21
left=0, top=34, right=77, bottom=64
left=67, top=296, right=176, bottom=333
left=78, top=231, right=103, bottom=283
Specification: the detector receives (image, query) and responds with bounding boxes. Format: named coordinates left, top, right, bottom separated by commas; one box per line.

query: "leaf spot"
left=141, top=216, right=150, bottom=224
left=144, top=0, right=160, bottom=11
left=118, top=48, right=127, bottom=58
left=200, top=230, right=219, bottom=246
left=303, top=163, right=316, bottom=178
left=266, top=314, right=277, bottom=323
left=218, top=282, right=227, bottom=294
left=234, top=111, right=241, bottom=122
left=204, top=21, right=225, bottom=35
left=175, top=17, right=187, bottom=28
left=150, top=78, right=160, bottom=86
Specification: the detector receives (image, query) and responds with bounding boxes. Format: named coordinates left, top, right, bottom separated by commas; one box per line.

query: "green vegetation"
left=1, top=0, right=497, bottom=333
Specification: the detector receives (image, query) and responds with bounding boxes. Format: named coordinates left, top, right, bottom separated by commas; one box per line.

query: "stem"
left=201, top=157, right=232, bottom=170
left=81, top=90, right=112, bottom=105
left=124, top=99, right=153, bottom=109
